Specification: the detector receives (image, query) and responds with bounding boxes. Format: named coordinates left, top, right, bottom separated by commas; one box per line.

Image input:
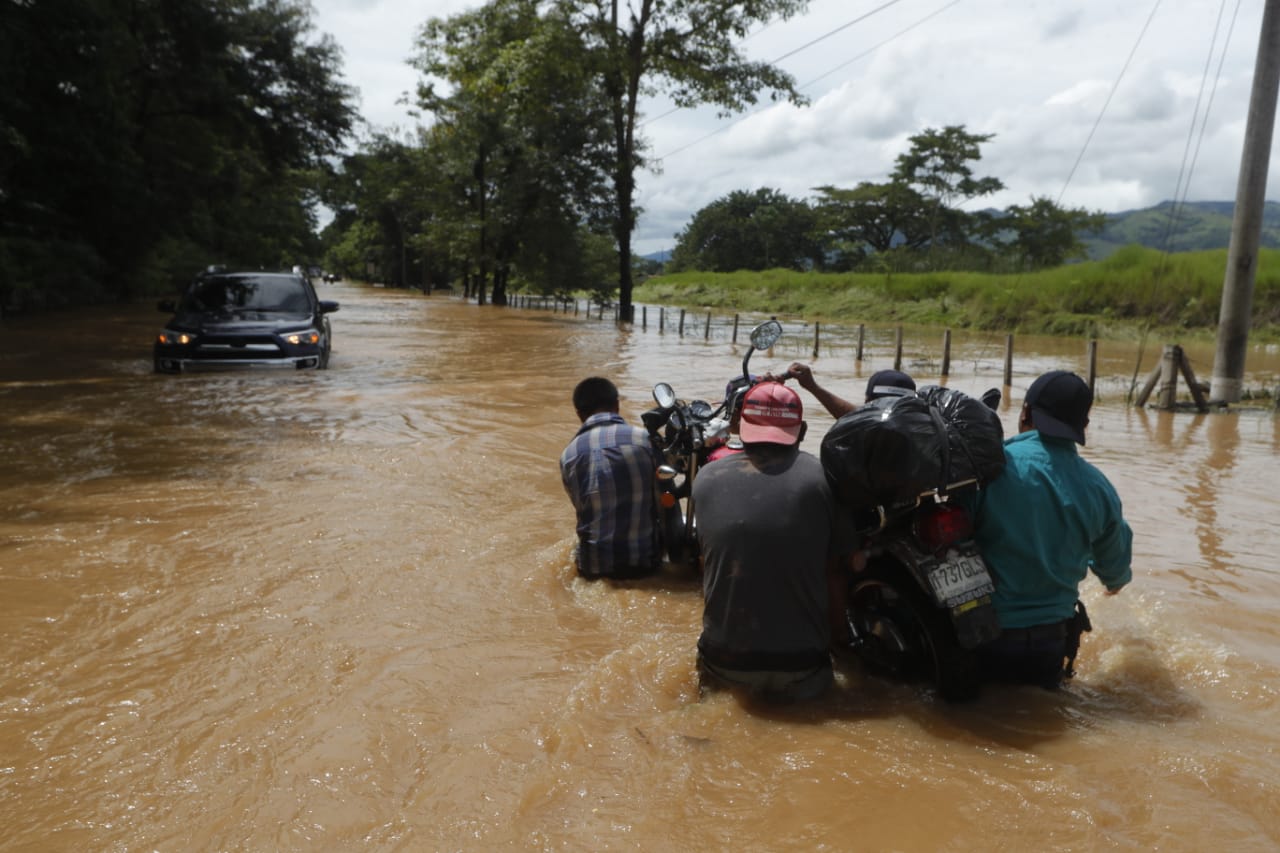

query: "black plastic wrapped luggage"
left=820, top=386, right=1005, bottom=509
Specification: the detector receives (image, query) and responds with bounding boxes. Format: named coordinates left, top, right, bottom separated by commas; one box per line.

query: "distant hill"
left=1086, top=200, right=1280, bottom=259
left=642, top=200, right=1280, bottom=264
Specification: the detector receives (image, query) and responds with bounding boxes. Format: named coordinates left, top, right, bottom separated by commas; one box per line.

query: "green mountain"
left=1087, top=200, right=1280, bottom=258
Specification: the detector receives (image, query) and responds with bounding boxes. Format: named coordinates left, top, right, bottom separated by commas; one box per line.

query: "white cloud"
left=310, top=0, right=1278, bottom=254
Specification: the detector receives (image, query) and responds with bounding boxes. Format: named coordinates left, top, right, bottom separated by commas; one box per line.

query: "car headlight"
left=157, top=329, right=196, bottom=345
left=283, top=330, right=321, bottom=345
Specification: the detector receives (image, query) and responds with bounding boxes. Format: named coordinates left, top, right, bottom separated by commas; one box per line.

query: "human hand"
left=785, top=362, right=816, bottom=390
left=762, top=364, right=796, bottom=383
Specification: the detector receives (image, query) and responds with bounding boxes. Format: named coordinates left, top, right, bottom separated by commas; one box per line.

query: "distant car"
left=153, top=270, right=339, bottom=373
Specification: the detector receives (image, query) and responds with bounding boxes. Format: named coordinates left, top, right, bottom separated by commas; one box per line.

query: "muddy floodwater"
left=1, top=282, right=1278, bottom=851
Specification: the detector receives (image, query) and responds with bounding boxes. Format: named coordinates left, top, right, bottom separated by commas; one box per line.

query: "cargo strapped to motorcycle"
left=1063, top=599, right=1093, bottom=679
left=927, top=405, right=951, bottom=499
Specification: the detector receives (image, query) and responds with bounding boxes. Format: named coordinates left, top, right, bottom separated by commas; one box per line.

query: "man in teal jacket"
left=971, top=370, right=1133, bottom=689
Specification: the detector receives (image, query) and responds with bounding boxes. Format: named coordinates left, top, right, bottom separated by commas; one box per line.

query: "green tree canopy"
left=409, top=0, right=614, bottom=304
left=994, top=196, right=1108, bottom=270
left=670, top=188, right=824, bottom=272
left=812, top=181, right=932, bottom=268
left=557, top=0, right=810, bottom=320
left=891, top=125, right=1004, bottom=255
left=0, top=0, right=356, bottom=309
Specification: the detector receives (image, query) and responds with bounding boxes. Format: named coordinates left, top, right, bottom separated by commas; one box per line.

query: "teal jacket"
left=970, top=430, right=1133, bottom=629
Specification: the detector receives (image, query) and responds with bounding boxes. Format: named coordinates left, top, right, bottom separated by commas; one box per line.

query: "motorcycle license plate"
left=927, top=549, right=995, bottom=609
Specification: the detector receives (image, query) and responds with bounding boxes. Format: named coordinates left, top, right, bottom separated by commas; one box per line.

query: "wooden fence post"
left=1134, top=363, right=1161, bottom=407
left=1003, top=335, right=1014, bottom=387
left=704, top=311, right=711, bottom=340
left=893, top=326, right=904, bottom=371
left=941, top=329, right=952, bottom=377
left=856, top=325, right=865, bottom=361
left=732, top=314, right=739, bottom=343
left=1158, top=344, right=1179, bottom=409
left=1087, top=340, right=1098, bottom=392
left=678, top=309, right=686, bottom=336
left=813, top=322, right=821, bottom=358
left=659, top=307, right=665, bottom=333
left=642, top=305, right=647, bottom=330
left=1176, top=347, right=1210, bottom=411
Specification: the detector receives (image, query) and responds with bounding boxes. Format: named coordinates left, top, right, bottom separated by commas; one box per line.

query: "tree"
left=410, top=0, right=614, bottom=305
left=0, top=0, right=356, bottom=309
left=321, top=133, right=432, bottom=287
left=557, top=0, right=809, bottom=321
left=995, top=197, right=1108, bottom=271
left=671, top=188, right=823, bottom=272
left=812, top=181, right=932, bottom=268
left=891, top=125, right=1004, bottom=257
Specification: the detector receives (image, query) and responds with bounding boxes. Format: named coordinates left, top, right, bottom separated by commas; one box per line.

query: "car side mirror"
left=319, top=301, right=340, bottom=314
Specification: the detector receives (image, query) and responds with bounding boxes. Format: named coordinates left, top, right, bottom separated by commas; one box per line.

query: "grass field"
left=633, top=245, right=1280, bottom=343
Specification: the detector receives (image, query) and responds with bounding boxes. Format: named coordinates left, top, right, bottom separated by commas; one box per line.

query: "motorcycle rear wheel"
left=846, top=563, right=980, bottom=701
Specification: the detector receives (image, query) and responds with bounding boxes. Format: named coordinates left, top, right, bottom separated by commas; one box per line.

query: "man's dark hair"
left=573, top=376, right=619, bottom=417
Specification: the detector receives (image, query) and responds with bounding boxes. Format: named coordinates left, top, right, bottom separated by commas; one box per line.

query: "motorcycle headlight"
left=157, top=329, right=196, bottom=345
left=283, top=330, right=321, bottom=345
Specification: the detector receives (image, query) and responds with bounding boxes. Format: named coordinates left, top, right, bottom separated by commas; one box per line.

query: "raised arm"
left=786, top=362, right=857, bottom=419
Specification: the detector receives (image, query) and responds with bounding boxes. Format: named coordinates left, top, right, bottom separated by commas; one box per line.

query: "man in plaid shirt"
left=560, top=377, right=661, bottom=579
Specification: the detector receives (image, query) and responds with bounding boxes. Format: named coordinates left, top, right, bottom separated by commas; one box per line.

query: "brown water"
left=1, top=284, right=1278, bottom=851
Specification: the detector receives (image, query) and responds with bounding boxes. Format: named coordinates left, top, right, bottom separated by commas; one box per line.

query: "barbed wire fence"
left=508, top=293, right=1099, bottom=395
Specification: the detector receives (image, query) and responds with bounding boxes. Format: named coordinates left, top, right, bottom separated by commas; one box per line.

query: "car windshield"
left=182, top=275, right=310, bottom=313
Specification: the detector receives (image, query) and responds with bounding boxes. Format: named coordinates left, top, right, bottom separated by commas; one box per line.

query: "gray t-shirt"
left=693, top=446, right=856, bottom=670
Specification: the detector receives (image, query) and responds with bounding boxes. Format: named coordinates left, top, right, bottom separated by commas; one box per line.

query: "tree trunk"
left=492, top=265, right=508, bottom=306
left=608, top=0, right=638, bottom=325
left=475, top=151, right=488, bottom=306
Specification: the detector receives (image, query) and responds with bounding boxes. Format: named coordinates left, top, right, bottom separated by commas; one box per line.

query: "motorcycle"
left=829, top=387, right=1006, bottom=701
left=641, top=318, right=784, bottom=568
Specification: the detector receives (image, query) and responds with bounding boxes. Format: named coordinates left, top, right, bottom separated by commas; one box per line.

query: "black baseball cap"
left=1025, top=370, right=1092, bottom=445
left=865, top=369, right=917, bottom=401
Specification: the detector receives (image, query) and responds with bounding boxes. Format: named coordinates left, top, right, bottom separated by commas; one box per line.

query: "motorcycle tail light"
left=659, top=492, right=677, bottom=509
left=915, top=503, right=973, bottom=551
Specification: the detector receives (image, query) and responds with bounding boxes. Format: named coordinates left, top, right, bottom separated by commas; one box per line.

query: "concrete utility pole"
left=1211, top=0, right=1280, bottom=403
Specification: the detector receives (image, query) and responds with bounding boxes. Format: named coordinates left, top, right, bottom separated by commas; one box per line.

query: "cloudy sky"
left=310, top=0, right=1277, bottom=255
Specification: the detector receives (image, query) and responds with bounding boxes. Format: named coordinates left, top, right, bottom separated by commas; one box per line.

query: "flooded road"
left=1, top=283, right=1278, bottom=850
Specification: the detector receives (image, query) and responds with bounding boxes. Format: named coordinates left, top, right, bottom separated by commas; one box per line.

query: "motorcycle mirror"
left=656, top=464, right=678, bottom=482
left=748, top=319, right=783, bottom=351
left=653, top=382, right=677, bottom=410
left=740, top=319, right=784, bottom=381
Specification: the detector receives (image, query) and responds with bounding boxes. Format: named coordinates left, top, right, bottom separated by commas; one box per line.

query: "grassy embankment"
left=634, top=245, right=1280, bottom=344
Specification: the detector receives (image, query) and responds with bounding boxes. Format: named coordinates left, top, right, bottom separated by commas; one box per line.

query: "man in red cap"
left=691, top=381, right=857, bottom=702
left=969, top=370, right=1133, bottom=689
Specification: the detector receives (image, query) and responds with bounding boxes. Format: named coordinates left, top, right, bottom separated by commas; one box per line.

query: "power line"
left=768, top=0, right=908, bottom=65
left=642, top=0, right=916, bottom=130
left=1161, top=0, right=1243, bottom=253
left=1056, top=0, right=1164, bottom=206
left=798, top=1, right=959, bottom=91
left=654, top=1, right=960, bottom=161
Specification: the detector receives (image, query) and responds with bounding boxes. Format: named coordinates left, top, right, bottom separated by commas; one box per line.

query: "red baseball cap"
left=739, top=382, right=804, bottom=445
